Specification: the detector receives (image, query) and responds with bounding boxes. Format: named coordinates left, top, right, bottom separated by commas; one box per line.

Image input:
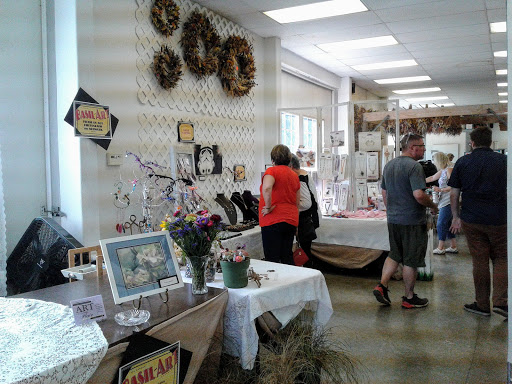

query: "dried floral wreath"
left=181, top=11, right=222, bottom=78
left=219, top=35, right=256, bottom=97
left=151, top=0, right=180, bottom=37
left=153, top=45, right=183, bottom=90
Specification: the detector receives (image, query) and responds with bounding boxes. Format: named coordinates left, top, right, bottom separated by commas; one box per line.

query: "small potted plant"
left=219, top=245, right=250, bottom=288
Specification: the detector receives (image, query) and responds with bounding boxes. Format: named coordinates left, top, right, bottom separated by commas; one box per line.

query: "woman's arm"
left=426, top=169, right=442, bottom=183
left=261, top=174, right=275, bottom=216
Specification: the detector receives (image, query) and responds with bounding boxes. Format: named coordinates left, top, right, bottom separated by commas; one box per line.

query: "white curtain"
left=0, top=143, right=6, bottom=296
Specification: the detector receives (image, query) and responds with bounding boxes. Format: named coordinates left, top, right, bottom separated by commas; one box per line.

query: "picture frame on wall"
left=233, top=164, right=246, bottom=182
left=170, top=146, right=196, bottom=182
left=99, top=232, right=184, bottom=305
left=194, top=145, right=222, bottom=175
left=177, top=121, right=195, bottom=143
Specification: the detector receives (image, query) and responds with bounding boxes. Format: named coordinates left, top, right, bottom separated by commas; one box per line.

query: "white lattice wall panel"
left=135, top=0, right=256, bottom=122
left=138, top=112, right=258, bottom=222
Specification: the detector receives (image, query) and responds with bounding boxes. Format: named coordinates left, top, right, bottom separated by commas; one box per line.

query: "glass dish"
left=114, top=309, right=150, bottom=326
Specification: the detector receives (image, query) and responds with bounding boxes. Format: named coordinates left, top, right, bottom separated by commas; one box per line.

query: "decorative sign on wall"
left=177, top=122, right=194, bottom=143
left=73, top=101, right=112, bottom=139
left=194, top=145, right=222, bottom=175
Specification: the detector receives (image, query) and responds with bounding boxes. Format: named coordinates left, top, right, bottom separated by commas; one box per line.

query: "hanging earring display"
left=317, top=152, right=334, bottom=180
left=355, top=179, right=368, bottom=208
left=367, top=152, right=379, bottom=179
left=367, top=182, right=379, bottom=199
left=354, top=151, right=367, bottom=179
left=382, top=145, right=394, bottom=171
left=338, top=154, right=348, bottom=180
left=113, top=180, right=131, bottom=233
left=338, top=183, right=350, bottom=211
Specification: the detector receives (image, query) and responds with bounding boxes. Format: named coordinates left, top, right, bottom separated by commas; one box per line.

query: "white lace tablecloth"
left=316, top=217, right=390, bottom=251
left=181, top=259, right=332, bottom=369
left=0, top=298, right=108, bottom=384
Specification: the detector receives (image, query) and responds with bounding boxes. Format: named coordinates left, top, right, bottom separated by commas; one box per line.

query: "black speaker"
left=352, top=82, right=355, bottom=94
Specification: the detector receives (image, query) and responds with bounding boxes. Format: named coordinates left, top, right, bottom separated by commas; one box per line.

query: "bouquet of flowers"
left=160, top=207, right=225, bottom=257
left=161, top=207, right=225, bottom=294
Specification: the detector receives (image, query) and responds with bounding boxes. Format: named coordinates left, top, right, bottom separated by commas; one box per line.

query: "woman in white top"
left=426, top=152, right=458, bottom=254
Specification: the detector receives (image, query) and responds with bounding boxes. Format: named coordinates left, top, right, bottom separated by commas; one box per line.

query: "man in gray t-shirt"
left=373, top=133, right=438, bottom=309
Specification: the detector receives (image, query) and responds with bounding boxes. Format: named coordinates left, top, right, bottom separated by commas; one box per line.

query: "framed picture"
left=100, top=232, right=184, bottom=305
left=329, top=130, right=345, bottom=147
left=170, top=146, right=196, bottom=182
left=177, top=121, right=194, bottom=143
left=194, top=144, right=222, bottom=175
left=233, top=164, right=246, bottom=181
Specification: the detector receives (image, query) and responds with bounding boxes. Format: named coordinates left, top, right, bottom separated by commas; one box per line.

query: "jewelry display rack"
left=367, top=152, right=379, bottom=180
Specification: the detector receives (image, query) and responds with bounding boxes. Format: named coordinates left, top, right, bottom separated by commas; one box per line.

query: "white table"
left=181, top=259, right=332, bottom=370
left=0, top=298, right=108, bottom=384
left=316, top=217, right=390, bottom=251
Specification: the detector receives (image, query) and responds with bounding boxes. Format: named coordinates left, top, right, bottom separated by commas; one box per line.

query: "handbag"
left=293, top=242, right=309, bottom=266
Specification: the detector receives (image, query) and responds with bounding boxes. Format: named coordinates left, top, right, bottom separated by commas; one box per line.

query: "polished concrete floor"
left=323, top=236, right=508, bottom=384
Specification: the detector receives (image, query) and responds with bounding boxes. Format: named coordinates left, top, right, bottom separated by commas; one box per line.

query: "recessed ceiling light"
left=318, top=36, right=397, bottom=52
left=490, top=22, right=506, bottom=33
left=494, top=51, right=507, bottom=57
left=499, top=100, right=508, bottom=103
left=263, top=0, right=367, bottom=24
left=498, top=92, right=508, bottom=96
left=496, top=69, right=507, bottom=75
left=405, top=96, right=449, bottom=102
left=393, top=87, right=441, bottom=95
left=497, top=82, right=508, bottom=87
left=352, top=60, right=417, bottom=71
left=374, top=76, right=431, bottom=84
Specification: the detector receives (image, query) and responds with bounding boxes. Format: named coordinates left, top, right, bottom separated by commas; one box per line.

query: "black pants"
left=261, top=222, right=296, bottom=265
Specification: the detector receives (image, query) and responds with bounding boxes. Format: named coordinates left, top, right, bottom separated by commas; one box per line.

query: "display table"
left=182, top=259, right=333, bottom=369
left=0, top=297, right=108, bottom=384
left=11, top=274, right=228, bottom=384
left=219, top=226, right=264, bottom=260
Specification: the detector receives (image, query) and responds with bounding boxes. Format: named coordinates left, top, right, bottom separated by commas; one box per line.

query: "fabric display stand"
left=230, top=192, right=258, bottom=222
left=215, top=193, right=238, bottom=225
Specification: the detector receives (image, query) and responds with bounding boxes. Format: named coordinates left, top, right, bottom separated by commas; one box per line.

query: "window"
left=303, top=117, right=316, bottom=150
left=280, top=112, right=299, bottom=150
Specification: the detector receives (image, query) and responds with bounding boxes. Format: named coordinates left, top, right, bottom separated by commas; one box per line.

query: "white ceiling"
left=193, top=0, right=507, bottom=107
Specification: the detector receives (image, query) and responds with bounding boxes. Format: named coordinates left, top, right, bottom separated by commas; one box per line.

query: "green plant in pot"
left=220, top=246, right=250, bottom=288
left=161, top=208, right=225, bottom=294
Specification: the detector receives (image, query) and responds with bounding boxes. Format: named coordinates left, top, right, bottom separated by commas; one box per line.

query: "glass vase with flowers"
left=161, top=207, right=225, bottom=294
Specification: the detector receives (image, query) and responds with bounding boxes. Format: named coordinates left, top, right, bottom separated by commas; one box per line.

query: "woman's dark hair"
left=271, top=144, right=292, bottom=165
left=470, top=127, right=492, bottom=147
left=290, top=154, right=300, bottom=170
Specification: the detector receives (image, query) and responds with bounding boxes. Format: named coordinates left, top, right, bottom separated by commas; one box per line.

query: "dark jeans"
left=261, top=222, right=296, bottom=265
left=437, top=205, right=455, bottom=241
left=462, top=221, right=507, bottom=310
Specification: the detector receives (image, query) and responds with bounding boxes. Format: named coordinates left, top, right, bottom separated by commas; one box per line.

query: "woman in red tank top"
left=259, top=145, right=300, bottom=264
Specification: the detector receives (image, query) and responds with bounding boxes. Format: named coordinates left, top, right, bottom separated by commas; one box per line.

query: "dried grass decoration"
left=181, top=11, right=221, bottom=77
left=151, top=0, right=180, bottom=37
left=153, top=45, right=183, bottom=90
left=219, top=35, right=256, bottom=97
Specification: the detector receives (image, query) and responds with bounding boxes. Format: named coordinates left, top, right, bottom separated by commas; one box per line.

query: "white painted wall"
left=0, top=0, right=47, bottom=255
left=424, top=132, right=467, bottom=162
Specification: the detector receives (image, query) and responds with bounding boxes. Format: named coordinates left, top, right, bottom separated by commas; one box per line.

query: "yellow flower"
left=184, top=214, right=197, bottom=222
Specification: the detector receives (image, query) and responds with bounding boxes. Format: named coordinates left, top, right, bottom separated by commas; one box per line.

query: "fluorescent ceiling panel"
left=494, top=51, right=507, bottom=57
left=263, top=0, right=367, bottom=24
left=375, top=76, right=431, bottom=84
left=496, top=69, right=507, bottom=75
left=499, top=100, right=508, bottom=103
left=352, top=59, right=417, bottom=71
left=498, top=92, right=508, bottom=96
left=405, top=96, right=449, bottom=102
left=490, top=22, right=506, bottom=33
left=393, top=87, right=441, bottom=95
left=497, top=83, right=508, bottom=87
left=317, top=35, right=397, bottom=52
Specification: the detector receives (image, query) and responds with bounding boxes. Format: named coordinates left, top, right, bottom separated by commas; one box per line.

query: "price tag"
left=70, top=295, right=107, bottom=325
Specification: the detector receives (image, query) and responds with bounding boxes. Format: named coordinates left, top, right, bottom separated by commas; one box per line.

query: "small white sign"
left=70, top=295, right=107, bottom=325
left=159, top=276, right=179, bottom=288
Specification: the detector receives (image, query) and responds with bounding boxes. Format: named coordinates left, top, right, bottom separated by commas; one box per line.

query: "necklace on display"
left=339, top=157, right=346, bottom=176
left=357, top=185, right=366, bottom=206
left=324, top=200, right=332, bottom=213
left=368, top=156, right=377, bottom=174
left=340, top=188, right=348, bottom=207
left=357, top=154, right=366, bottom=176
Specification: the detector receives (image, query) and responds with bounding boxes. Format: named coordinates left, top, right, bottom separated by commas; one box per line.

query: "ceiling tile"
left=386, top=11, right=488, bottom=34
left=374, top=0, right=484, bottom=23
left=327, top=45, right=409, bottom=60
left=403, top=35, right=490, bottom=52
left=487, top=8, right=507, bottom=22
left=396, top=24, right=490, bottom=44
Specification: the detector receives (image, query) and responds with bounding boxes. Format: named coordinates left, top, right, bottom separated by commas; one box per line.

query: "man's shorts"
left=387, top=223, right=427, bottom=268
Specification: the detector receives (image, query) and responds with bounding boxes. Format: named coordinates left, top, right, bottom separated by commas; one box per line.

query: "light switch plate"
left=107, top=153, right=123, bottom=166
